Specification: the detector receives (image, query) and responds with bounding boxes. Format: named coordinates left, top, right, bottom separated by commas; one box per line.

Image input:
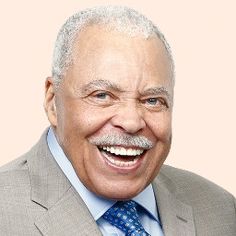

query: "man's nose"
left=110, top=103, right=146, bottom=134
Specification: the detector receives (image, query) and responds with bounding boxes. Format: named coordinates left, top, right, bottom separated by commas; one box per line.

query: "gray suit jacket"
left=0, top=130, right=235, bottom=236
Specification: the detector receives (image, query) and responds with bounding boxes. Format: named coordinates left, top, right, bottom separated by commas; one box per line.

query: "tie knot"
left=103, top=200, right=150, bottom=236
left=112, top=200, right=137, bottom=213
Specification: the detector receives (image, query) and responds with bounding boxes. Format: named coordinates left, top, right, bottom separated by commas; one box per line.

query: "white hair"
left=52, top=5, right=174, bottom=86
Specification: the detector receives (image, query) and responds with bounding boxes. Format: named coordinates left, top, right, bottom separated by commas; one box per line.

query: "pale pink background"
left=0, top=1, right=235, bottom=196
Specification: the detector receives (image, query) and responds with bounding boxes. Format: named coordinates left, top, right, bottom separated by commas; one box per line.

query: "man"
left=0, top=6, right=235, bottom=236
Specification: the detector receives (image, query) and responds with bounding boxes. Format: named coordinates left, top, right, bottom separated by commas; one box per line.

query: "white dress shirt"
left=47, top=128, right=163, bottom=235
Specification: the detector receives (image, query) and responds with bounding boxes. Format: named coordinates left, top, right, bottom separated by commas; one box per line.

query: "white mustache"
left=89, top=133, right=154, bottom=149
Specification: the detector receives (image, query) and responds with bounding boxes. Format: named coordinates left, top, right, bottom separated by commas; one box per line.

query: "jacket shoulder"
left=157, top=165, right=236, bottom=235
left=0, top=153, right=30, bottom=184
left=0, top=142, right=47, bottom=235
left=160, top=164, right=234, bottom=199
left=159, top=165, right=236, bottom=220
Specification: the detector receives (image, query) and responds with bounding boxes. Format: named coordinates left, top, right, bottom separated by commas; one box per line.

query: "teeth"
left=103, top=152, right=140, bottom=167
left=100, top=146, right=144, bottom=156
left=99, top=146, right=145, bottom=167
left=121, top=147, right=126, bottom=155
left=110, top=147, right=115, bottom=154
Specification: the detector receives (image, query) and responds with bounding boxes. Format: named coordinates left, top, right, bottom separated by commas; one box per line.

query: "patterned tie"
left=102, top=200, right=151, bottom=236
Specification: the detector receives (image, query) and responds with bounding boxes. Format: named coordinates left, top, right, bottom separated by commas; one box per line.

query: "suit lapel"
left=34, top=187, right=102, bottom=236
left=27, top=129, right=102, bottom=235
left=153, top=169, right=196, bottom=236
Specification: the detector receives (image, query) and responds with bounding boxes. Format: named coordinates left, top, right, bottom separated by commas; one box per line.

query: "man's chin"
left=92, top=183, right=147, bottom=201
left=100, top=192, right=140, bottom=201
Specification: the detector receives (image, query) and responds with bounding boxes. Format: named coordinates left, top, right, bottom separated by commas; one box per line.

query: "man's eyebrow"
left=141, top=87, right=171, bottom=98
left=82, top=79, right=123, bottom=92
left=79, top=80, right=171, bottom=99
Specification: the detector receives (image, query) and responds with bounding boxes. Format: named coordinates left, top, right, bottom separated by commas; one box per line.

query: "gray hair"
left=52, top=5, right=175, bottom=86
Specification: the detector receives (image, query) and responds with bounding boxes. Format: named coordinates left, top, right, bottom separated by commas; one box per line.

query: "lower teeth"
left=101, top=151, right=139, bottom=167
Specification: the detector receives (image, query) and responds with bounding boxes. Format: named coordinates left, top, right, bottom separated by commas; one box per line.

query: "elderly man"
left=0, top=6, right=235, bottom=236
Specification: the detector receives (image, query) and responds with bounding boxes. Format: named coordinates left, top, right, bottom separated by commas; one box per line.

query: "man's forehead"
left=71, top=27, right=172, bottom=73
left=65, top=26, right=174, bottom=96
left=73, top=24, right=162, bottom=56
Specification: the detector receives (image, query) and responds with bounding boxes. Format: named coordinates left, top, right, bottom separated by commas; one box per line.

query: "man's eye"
left=95, top=92, right=109, bottom=99
left=84, top=91, right=115, bottom=106
left=146, top=98, right=159, bottom=105
left=143, top=97, right=168, bottom=110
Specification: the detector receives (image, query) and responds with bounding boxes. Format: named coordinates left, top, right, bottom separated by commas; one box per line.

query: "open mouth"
left=98, top=145, right=146, bottom=168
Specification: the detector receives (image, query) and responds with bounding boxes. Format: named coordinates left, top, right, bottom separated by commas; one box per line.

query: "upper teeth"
left=100, top=146, right=144, bottom=156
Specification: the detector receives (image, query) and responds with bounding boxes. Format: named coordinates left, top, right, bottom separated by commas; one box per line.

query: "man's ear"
left=44, top=77, right=57, bottom=127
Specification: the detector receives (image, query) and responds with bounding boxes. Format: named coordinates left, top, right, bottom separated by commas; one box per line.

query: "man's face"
left=46, top=26, right=173, bottom=200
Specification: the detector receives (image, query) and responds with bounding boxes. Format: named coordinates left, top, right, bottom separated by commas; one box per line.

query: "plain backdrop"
left=0, top=0, right=235, bottom=196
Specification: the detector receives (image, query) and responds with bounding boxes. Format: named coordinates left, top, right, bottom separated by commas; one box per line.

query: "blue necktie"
left=102, top=200, right=151, bottom=236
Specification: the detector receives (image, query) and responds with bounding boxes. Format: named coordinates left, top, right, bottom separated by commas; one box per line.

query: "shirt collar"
left=47, top=127, right=159, bottom=222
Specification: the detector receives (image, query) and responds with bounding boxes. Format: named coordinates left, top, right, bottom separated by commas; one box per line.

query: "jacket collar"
left=153, top=169, right=196, bottom=236
left=27, top=129, right=102, bottom=235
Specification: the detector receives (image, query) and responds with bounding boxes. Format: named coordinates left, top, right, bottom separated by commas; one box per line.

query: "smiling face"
left=45, top=25, right=173, bottom=200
